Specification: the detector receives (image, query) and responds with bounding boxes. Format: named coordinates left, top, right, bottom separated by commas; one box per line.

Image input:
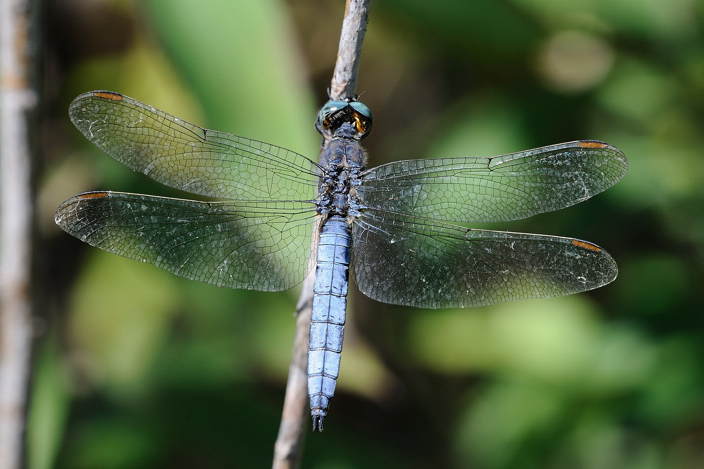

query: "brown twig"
left=329, top=0, right=372, bottom=101
left=0, top=0, right=39, bottom=467
left=272, top=0, right=372, bottom=467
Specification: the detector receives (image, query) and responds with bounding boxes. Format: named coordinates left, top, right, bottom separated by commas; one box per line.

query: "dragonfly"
left=56, top=91, right=627, bottom=431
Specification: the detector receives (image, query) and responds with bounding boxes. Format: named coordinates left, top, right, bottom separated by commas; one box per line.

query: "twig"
left=272, top=0, right=372, bottom=467
left=0, top=0, right=39, bottom=467
left=272, top=274, right=313, bottom=469
left=329, top=0, right=372, bottom=101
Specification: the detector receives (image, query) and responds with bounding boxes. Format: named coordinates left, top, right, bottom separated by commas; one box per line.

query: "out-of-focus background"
left=32, top=0, right=704, bottom=467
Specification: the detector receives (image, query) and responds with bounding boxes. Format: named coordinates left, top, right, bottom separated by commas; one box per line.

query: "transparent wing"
left=352, top=209, right=617, bottom=308
left=69, top=91, right=320, bottom=201
left=55, top=191, right=317, bottom=291
left=359, top=141, right=627, bottom=223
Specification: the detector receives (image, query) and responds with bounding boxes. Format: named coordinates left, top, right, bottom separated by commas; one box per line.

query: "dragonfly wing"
left=359, top=141, right=627, bottom=223
left=55, top=192, right=316, bottom=291
left=352, top=209, right=617, bottom=308
left=69, top=91, right=319, bottom=201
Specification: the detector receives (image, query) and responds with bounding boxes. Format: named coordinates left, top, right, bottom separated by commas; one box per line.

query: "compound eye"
left=316, top=100, right=347, bottom=128
left=349, top=101, right=372, bottom=123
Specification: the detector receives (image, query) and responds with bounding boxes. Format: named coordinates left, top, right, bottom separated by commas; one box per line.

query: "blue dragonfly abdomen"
left=308, top=215, right=351, bottom=431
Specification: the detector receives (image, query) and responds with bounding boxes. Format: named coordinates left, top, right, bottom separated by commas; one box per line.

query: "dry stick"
left=329, top=0, right=372, bottom=101
left=0, top=0, right=38, bottom=467
left=272, top=1, right=372, bottom=468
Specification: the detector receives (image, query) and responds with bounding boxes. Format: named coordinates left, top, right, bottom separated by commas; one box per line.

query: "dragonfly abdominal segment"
left=56, top=91, right=626, bottom=432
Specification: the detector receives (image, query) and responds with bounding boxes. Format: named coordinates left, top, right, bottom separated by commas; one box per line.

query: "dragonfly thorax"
left=316, top=124, right=366, bottom=221
left=315, top=162, right=362, bottom=218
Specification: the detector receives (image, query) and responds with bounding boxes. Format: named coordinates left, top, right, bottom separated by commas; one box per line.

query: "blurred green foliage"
left=35, top=0, right=704, bottom=467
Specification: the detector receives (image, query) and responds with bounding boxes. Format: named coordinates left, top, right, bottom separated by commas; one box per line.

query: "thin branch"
left=272, top=274, right=313, bottom=469
left=272, top=0, right=372, bottom=467
left=0, top=0, right=39, bottom=467
left=329, top=0, right=372, bottom=101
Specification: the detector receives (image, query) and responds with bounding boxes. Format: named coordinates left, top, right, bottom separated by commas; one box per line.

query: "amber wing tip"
left=578, top=140, right=610, bottom=149
left=91, top=91, right=124, bottom=101
left=571, top=239, right=602, bottom=252
left=76, top=191, right=109, bottom=200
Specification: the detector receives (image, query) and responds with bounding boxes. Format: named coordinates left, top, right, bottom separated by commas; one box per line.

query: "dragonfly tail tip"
left=312, top=415, right=325, bottom=432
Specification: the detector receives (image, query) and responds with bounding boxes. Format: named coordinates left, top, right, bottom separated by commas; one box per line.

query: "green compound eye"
left=349, top=101, right=372, bottom=122
left=316, top=100, right=347, bottom=127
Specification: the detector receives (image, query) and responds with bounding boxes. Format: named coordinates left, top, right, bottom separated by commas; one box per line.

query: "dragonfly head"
left=316, top=98, right=373, bottom=140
